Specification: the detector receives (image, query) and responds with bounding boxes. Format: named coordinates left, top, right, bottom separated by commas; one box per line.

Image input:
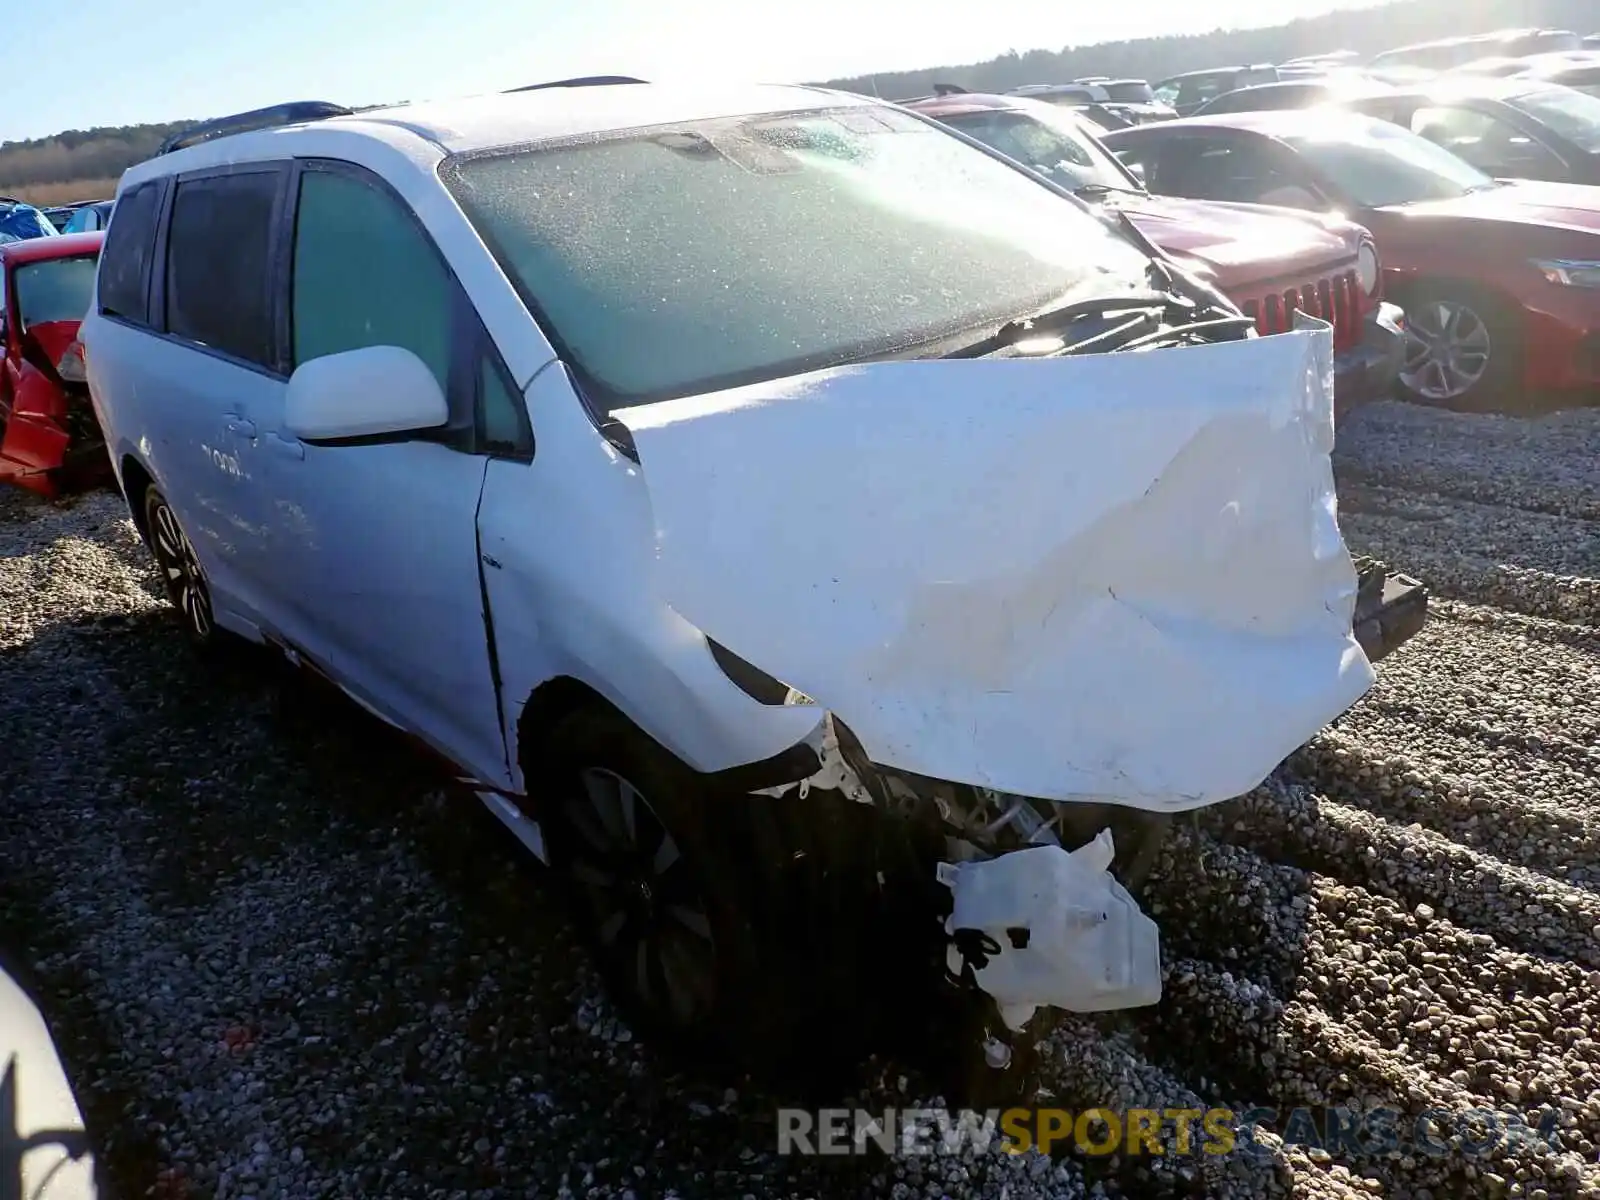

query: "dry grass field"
left=6, top=178, right=120, bottom=206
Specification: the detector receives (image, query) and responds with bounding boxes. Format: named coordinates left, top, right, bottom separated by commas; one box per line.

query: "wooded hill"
left=0, top=106, right=395, bottom=205
left=2, top=0, right=1593, bottom=200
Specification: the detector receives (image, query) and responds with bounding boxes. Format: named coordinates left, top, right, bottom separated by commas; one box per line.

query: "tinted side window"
left=290, top=167, right=452, bottom=391
left=97, top=181, right=162, bottom=324
left=1181, top=75, right=1232, bottom=108
left=1159, top=137, right=1318, bottom=206
left=1409, top=104, right=1553, bottom=173
left=164, top=171, right=280, bottom=367
left=1107, top=141, right=1158, bottom=187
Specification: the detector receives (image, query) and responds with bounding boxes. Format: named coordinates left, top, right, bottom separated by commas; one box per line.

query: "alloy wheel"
left=150, top=499, right=212, bottom=639
left=564, top=768, right=718, bottom=1025
left=1400, top=299, right=1492, bottom=402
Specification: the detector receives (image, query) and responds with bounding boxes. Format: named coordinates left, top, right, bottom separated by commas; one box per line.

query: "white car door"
left=252, top=160, right=521, bottom=787
left=102, top=168, right=285, bottom=628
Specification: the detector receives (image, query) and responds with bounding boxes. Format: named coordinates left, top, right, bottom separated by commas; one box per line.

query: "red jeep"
left=0, top=231, right=107, bottom=496
left=903, top=93, right=1407, bottom=418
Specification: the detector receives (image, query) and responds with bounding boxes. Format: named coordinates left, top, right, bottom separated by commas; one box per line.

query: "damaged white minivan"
left=82, top=79, right=1427, bottom=1099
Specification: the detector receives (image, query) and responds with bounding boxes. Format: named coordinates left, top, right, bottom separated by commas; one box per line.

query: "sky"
left=8, top=0, right=1390, bottom=143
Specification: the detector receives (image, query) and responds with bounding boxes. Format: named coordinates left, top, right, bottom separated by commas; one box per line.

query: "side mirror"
left=284, top=344, right=449, bottom=443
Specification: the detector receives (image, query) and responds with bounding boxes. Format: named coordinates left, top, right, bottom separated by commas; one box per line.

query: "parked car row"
left=977, top=39, right=1595, bottom=413
left=1191, top=75, right=1600, bottom=183
left=1, top=81, right=1433, bottom=1102
left=900, top=90, right=1404, bottom=416
left=1102, top=107, right=1600, bottom=408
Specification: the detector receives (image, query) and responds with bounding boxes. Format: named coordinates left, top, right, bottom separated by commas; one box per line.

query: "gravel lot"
left=2, top=399, right=1597, bottom=1200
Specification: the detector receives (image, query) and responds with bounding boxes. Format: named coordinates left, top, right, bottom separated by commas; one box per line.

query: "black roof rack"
left=504, top=75, right=647, bottom=93
left=156, top=101, right=354, bottom=156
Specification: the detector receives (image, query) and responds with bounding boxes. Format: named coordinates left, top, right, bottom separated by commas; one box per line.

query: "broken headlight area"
left=705, top=636, right=816, bottom=706
left=753, top=712, right=1171, bottom=1102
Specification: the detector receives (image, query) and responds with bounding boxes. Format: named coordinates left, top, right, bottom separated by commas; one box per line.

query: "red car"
left=1103, top=109, right=1600, bottom=409
left=0, top=231, right=106, bottom=495
left=903, top=93, right=1406, bottom=417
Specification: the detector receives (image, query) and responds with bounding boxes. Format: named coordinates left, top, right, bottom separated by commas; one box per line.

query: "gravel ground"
left=1, top=398, right=1598, bottom=1200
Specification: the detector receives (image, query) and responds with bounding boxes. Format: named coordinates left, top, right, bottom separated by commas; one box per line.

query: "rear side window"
left=164, top=171, right=280, bottom=368
left=97, top=182, right=162, bottom=323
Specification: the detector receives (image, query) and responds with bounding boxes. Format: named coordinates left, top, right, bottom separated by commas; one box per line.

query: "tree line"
left=0, top=122, right=195, bottom=192
left=0, top=105, right=396, bottom=195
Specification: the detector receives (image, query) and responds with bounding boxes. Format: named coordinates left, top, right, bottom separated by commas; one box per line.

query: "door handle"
left=225, top=416, right=257, bottom=438
left=265, top=432, right=305, bottom=461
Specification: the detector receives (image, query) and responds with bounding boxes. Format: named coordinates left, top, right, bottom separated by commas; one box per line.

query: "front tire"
left=532, top=707, right=953, bottom=1094
left=534, top=706, right=769, bottom=1071
left=143, top=485, right=218, bottom=648
left=1397, top=288, right=1520, bottom=411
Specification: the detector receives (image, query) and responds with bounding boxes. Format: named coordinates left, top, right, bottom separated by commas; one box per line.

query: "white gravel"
left=1, top=397, right=1597, bottom=1200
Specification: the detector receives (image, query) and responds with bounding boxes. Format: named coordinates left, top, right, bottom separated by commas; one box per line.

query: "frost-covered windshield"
left=443, top=104, right=1155, bottom=406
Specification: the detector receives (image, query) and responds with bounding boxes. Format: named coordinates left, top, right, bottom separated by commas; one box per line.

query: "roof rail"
left=157, top=101, right=353, bottom=156
left=505, top=75, right=647, bottom=93
left=931, top=83, right=970, bottom=95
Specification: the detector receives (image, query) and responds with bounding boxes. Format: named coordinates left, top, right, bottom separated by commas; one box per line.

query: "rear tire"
left=143, top=485, right=220, bottom=651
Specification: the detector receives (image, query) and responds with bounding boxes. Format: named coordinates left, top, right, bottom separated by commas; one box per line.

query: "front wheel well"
left=1385, top=275, right=1519, bottom=322
left=514, top=675, right=624, bottom=777
left=119, top=455, right=154, bottom=544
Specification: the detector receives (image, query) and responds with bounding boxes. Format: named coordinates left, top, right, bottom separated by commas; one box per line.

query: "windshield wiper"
left=1074, top=181, right=1145, bottom=199
left=942, top=292, right=1175, bottom=360
left=1114, top=314, right=1258, bottom=352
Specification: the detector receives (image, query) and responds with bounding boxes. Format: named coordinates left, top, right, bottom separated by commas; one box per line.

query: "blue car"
left=0, top=199, right=60, bottom=240
left=62, top=201, right=115, bottom=234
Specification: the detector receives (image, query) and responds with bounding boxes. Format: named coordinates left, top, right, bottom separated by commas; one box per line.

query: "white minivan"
left=81, top=80, right=1425, bottom=1098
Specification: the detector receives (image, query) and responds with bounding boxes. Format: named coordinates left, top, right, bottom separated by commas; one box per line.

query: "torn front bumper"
left=1333, top=301, right=1406, bottom=422
left=615, top=322, right=1435, bottom=1034
left=1352, top=556, right=1428, bottom=665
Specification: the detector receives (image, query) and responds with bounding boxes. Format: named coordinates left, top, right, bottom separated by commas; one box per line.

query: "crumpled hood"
left=614, top=324, right=1374, bottom=811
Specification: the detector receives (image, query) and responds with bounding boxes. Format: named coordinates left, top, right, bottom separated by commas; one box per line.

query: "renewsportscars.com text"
left=775, top=1105, right=1564, bottom=1159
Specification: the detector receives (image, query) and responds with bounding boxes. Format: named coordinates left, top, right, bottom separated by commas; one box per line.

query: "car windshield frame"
left=1502, top=85, right=1600, bottom=153
left=1276, top=115, right=1498, bottom=207
left=14, top=252, right=100, bottom=333
left=935, top=104, right=1143, bottom=194
left=439, top=104, right=1159, bottom=409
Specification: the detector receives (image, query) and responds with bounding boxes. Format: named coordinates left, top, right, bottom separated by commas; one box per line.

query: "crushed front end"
left=615, top=317, right=1429, bottom=1100
left=0, top=239, right=110, bottom=497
